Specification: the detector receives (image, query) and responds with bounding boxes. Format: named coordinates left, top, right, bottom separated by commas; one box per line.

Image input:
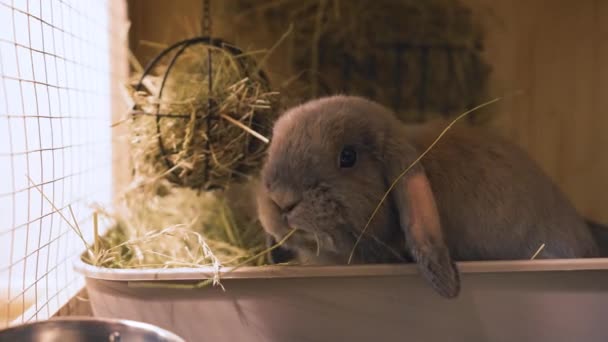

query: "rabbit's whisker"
left=312, top=231, right=321, bottom=256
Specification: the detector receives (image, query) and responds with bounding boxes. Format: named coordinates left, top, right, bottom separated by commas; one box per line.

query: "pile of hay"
left=83, top=178, right=268, bottom=270
left=128, top=41, right=280, bottom=190
left=228, top=0, right=491, bottom=123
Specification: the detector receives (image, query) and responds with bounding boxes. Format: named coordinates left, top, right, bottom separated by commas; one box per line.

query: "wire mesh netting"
left=0, top=0, right=115, bottom=326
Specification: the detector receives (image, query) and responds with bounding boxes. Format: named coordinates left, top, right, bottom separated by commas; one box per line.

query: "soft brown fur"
left=404, top=120, right=599, bottom=260
left=256, top=95, right=599, bottom=298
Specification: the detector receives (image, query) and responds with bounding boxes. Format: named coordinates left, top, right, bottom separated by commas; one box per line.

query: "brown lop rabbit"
left=256, top=95, right=601, bottom=298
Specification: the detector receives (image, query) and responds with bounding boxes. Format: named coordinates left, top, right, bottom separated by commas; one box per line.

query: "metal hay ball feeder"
left=130, top=36, right=278, bottom=190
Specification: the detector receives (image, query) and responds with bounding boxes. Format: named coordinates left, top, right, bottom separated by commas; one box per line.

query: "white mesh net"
left=0, top=0, right=114, bottom=326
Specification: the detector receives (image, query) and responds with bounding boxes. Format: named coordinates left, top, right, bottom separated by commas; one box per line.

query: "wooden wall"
left=463, top=0, right=608, bottom=222
left=126, top=0, right=608, bottom=223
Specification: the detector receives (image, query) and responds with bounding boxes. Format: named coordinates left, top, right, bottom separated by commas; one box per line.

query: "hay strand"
left=26, top=175, right=94, bottom=261
left=219, top=113, right=270, bottom=144
left=530, top=243, right=546, bottom=260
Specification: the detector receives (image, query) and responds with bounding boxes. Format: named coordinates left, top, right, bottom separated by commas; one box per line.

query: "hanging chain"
left=202, top=0, right=212, bottom=37
left=202, top=0, right=213, bottom=188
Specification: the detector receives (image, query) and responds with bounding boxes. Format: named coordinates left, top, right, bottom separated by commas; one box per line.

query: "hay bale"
left=129, top=40, right=280, bottom=190
left=227, top=0, right=491, bottom=123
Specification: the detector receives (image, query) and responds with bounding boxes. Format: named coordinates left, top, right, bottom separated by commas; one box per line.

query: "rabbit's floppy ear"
left=389, top=165, right=460, bottom=298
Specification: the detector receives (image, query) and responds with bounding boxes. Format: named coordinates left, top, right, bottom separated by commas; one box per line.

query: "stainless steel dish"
left=0, top=316, right=185, bottom=342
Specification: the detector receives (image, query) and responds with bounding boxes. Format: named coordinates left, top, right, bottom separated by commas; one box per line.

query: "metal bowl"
left=0, top=316, right=185, bottom=342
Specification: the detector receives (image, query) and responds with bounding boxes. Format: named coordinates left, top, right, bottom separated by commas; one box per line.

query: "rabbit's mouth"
left=290, top=229, right=339, bottom=255
left=285, top=226, right=405, bottom=264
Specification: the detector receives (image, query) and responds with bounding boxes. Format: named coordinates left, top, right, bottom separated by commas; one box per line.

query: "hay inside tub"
left=84, top=179, right=270, bottom=271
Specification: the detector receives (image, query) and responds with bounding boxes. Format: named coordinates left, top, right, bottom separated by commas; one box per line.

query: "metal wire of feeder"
left=131, top=36, right=275, bottom=191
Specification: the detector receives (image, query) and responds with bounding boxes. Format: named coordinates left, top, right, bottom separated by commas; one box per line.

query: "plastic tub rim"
left=73, top=257, right=608, bottom=282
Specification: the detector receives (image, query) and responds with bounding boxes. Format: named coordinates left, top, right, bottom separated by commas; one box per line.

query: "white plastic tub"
left=74, top=258, right=608, bottom=342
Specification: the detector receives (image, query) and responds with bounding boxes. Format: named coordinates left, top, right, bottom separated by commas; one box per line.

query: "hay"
left=126, top=227, right=299, bottom=290
left=530, top=243, right=546, bottom=260
left=229, top=0, right=491, bottom=123
left=85, top=179, right=270, bottom=270
left=127, top=41, right=280, bottom=190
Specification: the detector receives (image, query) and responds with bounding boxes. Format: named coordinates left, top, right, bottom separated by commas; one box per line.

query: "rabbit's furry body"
left=257, top=95, right=600, bottom=298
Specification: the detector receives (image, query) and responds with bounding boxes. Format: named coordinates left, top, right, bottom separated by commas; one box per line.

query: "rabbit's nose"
left=272, top=190, right=302, bottom=214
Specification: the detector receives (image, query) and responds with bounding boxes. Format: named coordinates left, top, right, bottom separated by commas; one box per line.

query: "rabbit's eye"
left=339, top=146, right=357, bottom=168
